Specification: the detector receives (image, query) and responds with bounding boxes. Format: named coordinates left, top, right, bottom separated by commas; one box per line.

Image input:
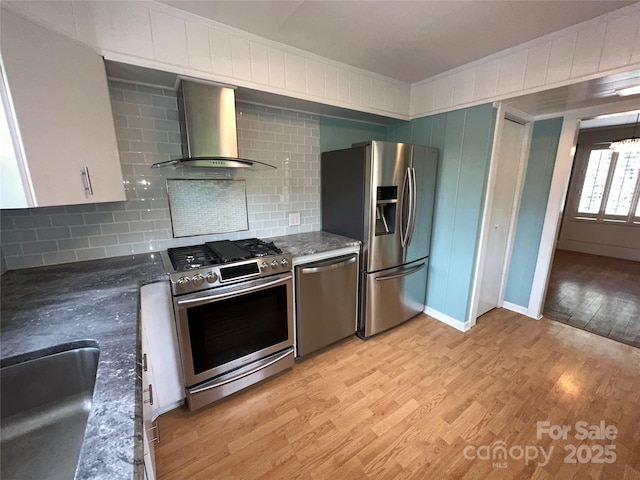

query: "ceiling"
left=504, top=68, right=640, bottom=117
left=159, top=0, right=635, bottom=83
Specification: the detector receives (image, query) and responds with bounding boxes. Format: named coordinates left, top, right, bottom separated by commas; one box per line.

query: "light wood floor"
left=155, top=310, right=640, bottom=480
left=544, top=249, right=640, bottom=348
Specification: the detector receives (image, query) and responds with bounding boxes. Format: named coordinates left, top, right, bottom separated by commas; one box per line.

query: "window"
left=572, top=145, right=640, bottom=224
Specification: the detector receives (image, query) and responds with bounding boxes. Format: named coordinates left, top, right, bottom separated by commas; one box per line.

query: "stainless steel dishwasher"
left=295, top=253, right=359, bottom=357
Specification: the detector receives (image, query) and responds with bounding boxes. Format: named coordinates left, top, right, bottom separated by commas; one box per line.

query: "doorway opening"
left=543, top=113, right=640, bottom=348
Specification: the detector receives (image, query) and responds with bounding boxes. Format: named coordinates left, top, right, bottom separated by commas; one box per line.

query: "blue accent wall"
left=504, top=117, right=563, bottom=308
left=409, top=105, right=496, bottom=322
left=319, top=117, right=389, bottom=152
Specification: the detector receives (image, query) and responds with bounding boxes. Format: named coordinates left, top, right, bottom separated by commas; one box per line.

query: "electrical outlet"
left=288, top=212, right=300, bottom=226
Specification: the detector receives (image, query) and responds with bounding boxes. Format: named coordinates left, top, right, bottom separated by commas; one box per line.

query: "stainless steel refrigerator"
left=321, top=141, right=437, bottom=338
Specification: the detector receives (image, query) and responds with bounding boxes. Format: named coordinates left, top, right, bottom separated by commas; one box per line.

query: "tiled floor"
left=544, top=249, right=640, bottom=348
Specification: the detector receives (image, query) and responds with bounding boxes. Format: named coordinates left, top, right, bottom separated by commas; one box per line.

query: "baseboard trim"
left=424, top=306, right=471, bottom=332
left=503, top=301, right=540, bottom=320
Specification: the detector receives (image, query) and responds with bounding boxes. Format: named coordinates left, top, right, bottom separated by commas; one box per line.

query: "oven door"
left=174, top=272, right=293, bottom=388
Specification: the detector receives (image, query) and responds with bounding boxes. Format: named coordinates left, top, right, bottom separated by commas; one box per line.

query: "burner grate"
left=233, top=238, right=282, bottom=257
left=168, top=245, right=221, bottom=270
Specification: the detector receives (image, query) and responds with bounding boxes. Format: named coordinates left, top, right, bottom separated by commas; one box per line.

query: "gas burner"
left=233, top=238, right=282, bottom=257
left=167, top=245, right=221, bottom=271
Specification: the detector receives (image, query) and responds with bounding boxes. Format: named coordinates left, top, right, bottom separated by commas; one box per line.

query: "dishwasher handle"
left=300, top=254, right=357, bottom=274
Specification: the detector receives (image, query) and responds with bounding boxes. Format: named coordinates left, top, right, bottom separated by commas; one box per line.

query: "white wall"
left=558, top=221, right=640, bottom=261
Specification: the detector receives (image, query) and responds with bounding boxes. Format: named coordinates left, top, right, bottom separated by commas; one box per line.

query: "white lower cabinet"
left=140, top=281, right=185, bottom=479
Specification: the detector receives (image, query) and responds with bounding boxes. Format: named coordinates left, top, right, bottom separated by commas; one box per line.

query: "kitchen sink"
left=1, top=343, right=100, bottom=480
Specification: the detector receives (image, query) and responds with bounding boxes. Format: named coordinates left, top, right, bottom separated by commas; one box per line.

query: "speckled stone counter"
left=0, top=254, right=168, bottom=480
left=267, top=231, right=360, bottom=259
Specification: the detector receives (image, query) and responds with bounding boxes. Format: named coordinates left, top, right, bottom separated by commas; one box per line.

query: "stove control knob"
left=260, top=261, right=269, bottom=270
left=177, top=276, right=191, bottom=289
left=280, top=258, right=288, bottom=267
left=206, top=272, right=218, bottom=283
left=192, top=274, right=205, bottom=286
left=271, top=260, right=278, bottom=269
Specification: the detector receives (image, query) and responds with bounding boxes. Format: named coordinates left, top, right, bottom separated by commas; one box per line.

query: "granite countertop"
left=267, top=231, right=360, bottom=260
left=0, top=253, right=168, bottom=480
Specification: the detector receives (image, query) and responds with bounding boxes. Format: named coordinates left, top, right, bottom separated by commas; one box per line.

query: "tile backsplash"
left=0, top=81, right=320, bottom=270
left=166, top=179, right=248, bottom=237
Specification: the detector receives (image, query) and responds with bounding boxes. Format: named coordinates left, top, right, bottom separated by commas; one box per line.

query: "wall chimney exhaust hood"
left=152, top=80, right=275, bottom=170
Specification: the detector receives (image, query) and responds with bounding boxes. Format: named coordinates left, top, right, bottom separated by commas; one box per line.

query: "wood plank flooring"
left=544, top=249, right=640, bottom=348
left=155, top=310, right=640, bottom=479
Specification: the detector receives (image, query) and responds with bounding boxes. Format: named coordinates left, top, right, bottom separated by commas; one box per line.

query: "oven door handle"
left=190, top=348, right=294, bottom=394
left=176, top=275, right=291, bottom=307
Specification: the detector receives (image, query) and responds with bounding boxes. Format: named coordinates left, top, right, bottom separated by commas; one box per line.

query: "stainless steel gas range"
left=161, top=238, right=294, bottom=410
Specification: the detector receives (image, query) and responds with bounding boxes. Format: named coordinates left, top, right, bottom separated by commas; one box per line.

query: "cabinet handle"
left=142, top=353, right=148, bottom=372
left=149, top=419, right=160, bottom=444
left=144, top=383, right=154, bottom=406
left=81, top=166, right=94, bottom=196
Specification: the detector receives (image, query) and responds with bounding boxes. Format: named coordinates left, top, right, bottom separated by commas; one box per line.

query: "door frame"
left=468, top=103, right=533, bottom=327
left=525, top=98, right=640, bottom=319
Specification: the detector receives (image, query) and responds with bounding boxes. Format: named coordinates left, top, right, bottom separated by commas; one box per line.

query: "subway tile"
left=1, top=229, right=37, bottom=243
left=112, top=101, right=140, bottom=117
left=154, top=119, right=181, bottom=133
left=127, top=116, right=156, bottom=130
left=1, top=243, right=23, bottom=256
left=76, top=247, right=107, bottom=261
left=123, top=90, right=153, bottom=106
left=117, top=127, right=144, bottom=141
left=83, top=212, right=115, bottom=225
left=70, top=225, right=102, bottom=237
left=105, top=244, right=136, bottom=257
left=128, top=140, right=158, bottom=154
left=1, top=216, right=15, bottom=230
left=152, top=95, right=178, bottom=110
left=5, top=254, right=44, bottom=269
left=139, top=105, right=167, bottom=119
left=22, top=240, right=58, bottom=254
left=118, top=232, right=146, bottom=244
left=13, top=215, right=51, bottom=229
left=36, top=227, right=71, bottom=240
left=43, top=250, right=78, bottom=265
left=57, top=238, right=90, bottom=250
left=115, top=210, right=142, bottom=222
left=89, top=235, right=120, bottom=247
left=101, top=222, right=131, bottom=235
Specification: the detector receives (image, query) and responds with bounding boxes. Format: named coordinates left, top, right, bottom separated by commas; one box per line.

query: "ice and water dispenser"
left=375, top=186, right=397, bottom=235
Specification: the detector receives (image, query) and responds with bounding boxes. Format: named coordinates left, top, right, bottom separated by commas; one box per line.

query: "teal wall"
left=319, top=117, right=389, bottom=152
left=408, top=105, right=496, bottom=322
left=504, top=117, right=563, bottom=307
left=319, top=105, right=496, bottom=324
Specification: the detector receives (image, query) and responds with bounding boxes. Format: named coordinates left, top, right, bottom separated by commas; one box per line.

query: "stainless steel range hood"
left=152, top=80, right=275, bottom=170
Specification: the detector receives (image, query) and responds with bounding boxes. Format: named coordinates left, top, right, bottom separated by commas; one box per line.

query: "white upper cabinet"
left=0, top=8, right=125, bottom=208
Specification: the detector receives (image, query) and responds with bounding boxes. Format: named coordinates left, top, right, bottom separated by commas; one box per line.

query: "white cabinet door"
left=141, top=325, right=158, bottom=480
left=0, top=7, right=125, bottom=207
left=140, top=281, right=185, bottom=415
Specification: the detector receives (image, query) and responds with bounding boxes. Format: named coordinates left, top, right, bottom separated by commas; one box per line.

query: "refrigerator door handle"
left=375, top=262, right=426, bottom=281
left=406, top=167, right=418, bottom=246
left=400, top=167, right=413, bottom=247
